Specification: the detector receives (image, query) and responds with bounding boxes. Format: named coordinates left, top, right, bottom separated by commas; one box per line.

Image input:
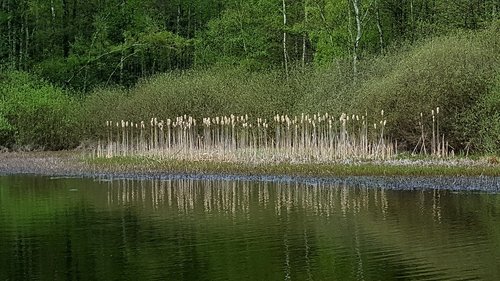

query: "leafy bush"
left=464, top=73, right=500, bottom=154
left=352, top=26, right=500, bottom=150
left=83, top=67, right=301, bottom=140
left=0, top=71, right=81, bottom=150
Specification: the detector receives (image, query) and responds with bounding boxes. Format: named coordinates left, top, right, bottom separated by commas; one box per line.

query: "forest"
left=0, top=0, right=499, bottom=154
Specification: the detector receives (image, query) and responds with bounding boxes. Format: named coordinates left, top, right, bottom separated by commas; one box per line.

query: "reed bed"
left=413, top=107, right=453, bottom=158
left=95, top=111, right=399, bottom=163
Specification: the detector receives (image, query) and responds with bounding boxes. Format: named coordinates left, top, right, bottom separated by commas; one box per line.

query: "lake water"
left=0, top=175, right=499, bottom=280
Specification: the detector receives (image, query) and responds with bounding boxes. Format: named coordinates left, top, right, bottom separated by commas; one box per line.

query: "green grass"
left=86, top=156, right=500, bottom=178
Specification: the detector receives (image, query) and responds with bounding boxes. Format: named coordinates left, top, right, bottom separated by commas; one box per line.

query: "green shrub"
left=353, top=27, right=500, bottom=150
left=464, top=73, right=500, bottom=154
left=83, top=67, right=301, bottom=139
left=0, top=71, right=81, bottom=150
left=0, top=114, right=14, bottom=147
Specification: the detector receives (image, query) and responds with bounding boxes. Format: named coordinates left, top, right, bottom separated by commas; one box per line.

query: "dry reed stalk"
left=98, top=111, right=418, bottom=162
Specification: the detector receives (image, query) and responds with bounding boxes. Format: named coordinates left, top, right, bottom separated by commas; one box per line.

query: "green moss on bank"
left=86, top=157, right=500, bottom=178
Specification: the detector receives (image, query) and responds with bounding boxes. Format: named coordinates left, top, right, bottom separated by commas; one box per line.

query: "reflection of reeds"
left=105, top=178, right=398, bottom=218
left=97, top=112, right=396, bottom=162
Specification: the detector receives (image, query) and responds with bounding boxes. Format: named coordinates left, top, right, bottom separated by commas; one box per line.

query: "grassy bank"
left=86, top=156, right=500, bottom=178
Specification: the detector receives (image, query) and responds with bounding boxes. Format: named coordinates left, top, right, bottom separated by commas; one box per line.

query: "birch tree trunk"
left=376, top=1, right=384, bottom=54
left=24, top=5, right=29, bottom=69
left=410, top=0, right=414, bottom=41
left=51, top=0, right=56, bottom=28
left=177, top=4, right=181, bottom=35
left=6, top=0, right=14, bottom=68
left=351, top=0, right=362, bottom=78
left=493, top=0, right=497, bottom=18
left=302, top=0, right=308, bottom=68
left=19, top=13, right=24, bottom=69
left=282, top=0, right=289, bottom=79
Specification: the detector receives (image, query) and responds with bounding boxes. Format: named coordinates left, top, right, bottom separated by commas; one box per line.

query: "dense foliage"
left=0, top=1, right=499, bottom=153
left=0, top=71, right=80, bottom=150
left=2, top=0, right=499, bottom=88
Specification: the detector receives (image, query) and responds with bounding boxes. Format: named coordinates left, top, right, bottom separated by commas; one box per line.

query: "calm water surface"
left=0, top=175, right=499, bottom=280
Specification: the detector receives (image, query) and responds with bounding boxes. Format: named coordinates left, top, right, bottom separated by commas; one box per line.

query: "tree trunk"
left=119, top=49, right=124, bottom=84
left=238, top=2, right=247, bottom=54
left=51, top=0, right=56, bottom=27
left=62, top=0, right=70, bottom=57
left=19, top=15, right=24, bottom=70
left=316, top=3, right=335, bottom=48
left=352, top=0, right=362, bottom=78
left=282, top=0, right=289, bottom=79
left=410, top=0, right=414, bottom=41
left=376, top=1, right=384, bottom=54
left=302, top=0, right=308, bottom=68
left=6, top=0, right=14, bottom=68
left=24, top=5, right=29, bottom=69
left=177, top=4, right=181, bottom=35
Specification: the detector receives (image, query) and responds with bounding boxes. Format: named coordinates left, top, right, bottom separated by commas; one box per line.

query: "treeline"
left=0, top=1, right=499, bottom=154
left=1, top=0, right=499, bottom=88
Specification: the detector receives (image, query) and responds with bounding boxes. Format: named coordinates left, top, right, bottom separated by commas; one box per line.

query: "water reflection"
left=0, top=176, right=499, bottom=281
left=105, top=178, right=397, bottom=219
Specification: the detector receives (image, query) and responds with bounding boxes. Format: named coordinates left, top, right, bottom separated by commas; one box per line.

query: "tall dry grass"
left=96, top=111, right=397, bottom=162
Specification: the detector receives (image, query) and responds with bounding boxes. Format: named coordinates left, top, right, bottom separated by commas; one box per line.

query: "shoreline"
left=1, top=151, right=499, bottom=192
